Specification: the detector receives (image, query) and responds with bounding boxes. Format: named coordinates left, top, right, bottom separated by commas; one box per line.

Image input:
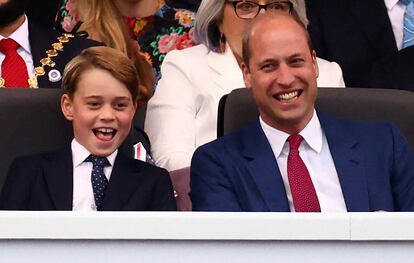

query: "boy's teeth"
left=278, top=91, right=298, bottom=101
left=97, top=128, right=113, bottom=133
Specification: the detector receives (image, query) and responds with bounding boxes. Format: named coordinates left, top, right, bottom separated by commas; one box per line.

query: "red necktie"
left=287, top=134, right=321, bottom=212
left=0, top=38, right=29, bottom=88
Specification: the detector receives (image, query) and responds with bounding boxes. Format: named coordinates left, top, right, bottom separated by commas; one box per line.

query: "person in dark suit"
left=0, top=46, right=176, bottom=211
left=369, top=45, right=414, bottom=92
left=0, top=0, right=101, bottom=89
left=306, top=0, right=401, bottom=87
left=190, top=14, right=414, bottom=212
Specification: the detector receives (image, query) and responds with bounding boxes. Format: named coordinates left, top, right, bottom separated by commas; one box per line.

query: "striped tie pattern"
left=401, top=0, right=414, bottom=48
left=0, top=38, right=29, bottom=88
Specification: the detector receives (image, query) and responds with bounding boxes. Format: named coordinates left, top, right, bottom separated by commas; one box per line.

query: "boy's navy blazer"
left=28, top=21, right=102, bottom=89
left=0, top=146, right=176, bottom=211
left=191, top=112, right=414, bottom=212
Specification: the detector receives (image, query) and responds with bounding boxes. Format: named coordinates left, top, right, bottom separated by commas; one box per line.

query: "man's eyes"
left=290, top=58, right=305, bottom=66
left=260, top=63, right=276, bottom=71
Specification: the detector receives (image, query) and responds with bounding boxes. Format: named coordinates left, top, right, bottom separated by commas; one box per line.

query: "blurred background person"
left=145, top=0, right=345, bottom=172
left=306, top=0, right=414, bottom=88
left=55, top=0, right=197, bottom=86
left=0, top=0, right=100, bottom=89
left=54, top=0, right=154, bottom=104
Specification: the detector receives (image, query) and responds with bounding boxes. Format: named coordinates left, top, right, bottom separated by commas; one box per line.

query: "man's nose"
left=276, top=64, right=295, bottom=87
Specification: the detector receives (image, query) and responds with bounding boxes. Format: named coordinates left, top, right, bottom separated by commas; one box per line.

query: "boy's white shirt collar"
left=0, top=15, right=31, bottom=54
left=71, top=138, right=117, bottom=167
left=260, top=109, right=323, bottom=157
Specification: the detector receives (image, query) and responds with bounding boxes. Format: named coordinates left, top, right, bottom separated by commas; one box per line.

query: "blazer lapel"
left=318, top=112, right=369, bottom=211
left=42, top=146, right=73, bottom=210
left=241, top=122, right=290, bottom=211
left=207, top=46, right=246, bottom=93
left=101, top=153, right=141, bottom=210
left=347, top=0, right=397, bottom=55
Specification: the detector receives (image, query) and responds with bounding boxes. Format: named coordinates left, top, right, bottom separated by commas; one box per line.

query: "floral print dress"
left=55, top=0, right=197, bottom=86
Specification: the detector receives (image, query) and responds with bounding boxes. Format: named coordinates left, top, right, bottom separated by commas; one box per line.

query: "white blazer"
left=145, top=44, right=345, bottom=171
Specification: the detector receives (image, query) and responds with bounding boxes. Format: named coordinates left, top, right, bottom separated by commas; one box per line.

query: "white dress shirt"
left=260, top=110, right=347, bottom=212
left=385, top=0, right=406, bottom=50
left=71, top=139, right=117, bottom=211
left=0, top=16, right=34, bottom=78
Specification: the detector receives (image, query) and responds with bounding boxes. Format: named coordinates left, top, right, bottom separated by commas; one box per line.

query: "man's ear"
left=311, top=50, right=319, bottom=78
left=61, top=94, right=74, bottom=121
left=241, top=62, right=252, bottom=89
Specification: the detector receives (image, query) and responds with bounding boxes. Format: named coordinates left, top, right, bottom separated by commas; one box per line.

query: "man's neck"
left=0, top=14, right=25, bottom=37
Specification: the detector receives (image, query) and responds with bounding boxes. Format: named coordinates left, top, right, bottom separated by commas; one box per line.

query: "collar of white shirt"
left=0, top=15, right=31, bottom=54
left=71, top=138, right=117, bottom=169
left=259, top=109, right=323, bottom=157
left=384, top=0, right=400, bottom=10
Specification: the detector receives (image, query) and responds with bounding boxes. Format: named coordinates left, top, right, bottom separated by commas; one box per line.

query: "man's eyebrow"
left=257, top=58, right=278, bottom=65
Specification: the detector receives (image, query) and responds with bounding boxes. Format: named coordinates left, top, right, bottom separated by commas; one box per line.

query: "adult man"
left=0, top=0, right=100, bottom=89
left=306, top=0, right=412, bottom=88
left=190, top=14, right=414, bottom=212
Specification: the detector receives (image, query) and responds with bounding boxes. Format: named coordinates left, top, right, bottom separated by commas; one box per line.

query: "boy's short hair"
left=62, top=46, right=139, bottom=100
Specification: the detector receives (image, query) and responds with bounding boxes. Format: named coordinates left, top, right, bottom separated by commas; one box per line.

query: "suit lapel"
left=318, top=112, right=370, bottom=211
left=347, top=0, right=397, bottom=55
left=101, top=153, right=141, bottom=210
left=241, top=122, right=290, bottom=211
left=42, top=146, right=73, bottom=210
left=207, top=47, right=245, bottom=93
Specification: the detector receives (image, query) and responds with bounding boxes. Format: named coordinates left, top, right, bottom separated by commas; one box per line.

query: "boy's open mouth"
left=93, top=127, right=117, bottom=141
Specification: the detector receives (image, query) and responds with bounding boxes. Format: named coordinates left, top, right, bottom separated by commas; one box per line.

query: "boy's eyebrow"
left=82, top=95, right=132, bottom=100
left=83, top=95, right=102, bottom=99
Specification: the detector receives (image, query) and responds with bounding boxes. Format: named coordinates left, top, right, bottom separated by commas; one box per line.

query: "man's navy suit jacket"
left=0, top=146, right=177, bottom=211
left=306, top=0, right=397, bottom=87
left=190, top=112, right=414, bottom=212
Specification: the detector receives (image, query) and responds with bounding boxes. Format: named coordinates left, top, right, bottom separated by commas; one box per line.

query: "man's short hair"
left=62, top=46, right=139, bottom=100
left=242, top=14, right=314, bottom=69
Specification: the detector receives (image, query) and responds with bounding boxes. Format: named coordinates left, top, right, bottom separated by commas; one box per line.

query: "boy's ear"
left=61, top=94, right=74, bottom=121
left=133, top=99, right=138, bottom=111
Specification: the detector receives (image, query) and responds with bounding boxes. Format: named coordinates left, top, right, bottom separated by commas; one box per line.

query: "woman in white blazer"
left=145, top=0, right=345, bottom=172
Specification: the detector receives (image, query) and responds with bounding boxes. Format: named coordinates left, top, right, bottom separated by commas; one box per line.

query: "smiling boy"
left=0, top=46, right=176, bottom=211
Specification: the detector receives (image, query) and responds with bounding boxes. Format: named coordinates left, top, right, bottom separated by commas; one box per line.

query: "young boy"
left=0, top=46, right=176, bottom=211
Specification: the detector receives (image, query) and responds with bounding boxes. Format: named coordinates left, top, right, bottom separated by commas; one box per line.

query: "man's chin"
left=0, top=0, right=26, bottom=27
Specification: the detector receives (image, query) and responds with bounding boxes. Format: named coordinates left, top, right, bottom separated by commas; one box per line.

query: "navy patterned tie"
left=85, top=155, right=110, bottom=211
left=401, top=0, right=414, bottom=48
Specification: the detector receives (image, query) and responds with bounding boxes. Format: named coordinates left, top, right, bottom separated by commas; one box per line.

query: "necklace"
left=0, top=33, right=74, bottom=88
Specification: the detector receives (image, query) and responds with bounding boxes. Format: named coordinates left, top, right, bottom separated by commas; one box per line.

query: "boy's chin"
left=87, top=142, right=121, bottom=157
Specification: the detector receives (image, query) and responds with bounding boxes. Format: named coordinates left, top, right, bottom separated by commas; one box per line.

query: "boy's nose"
left=99, top=105, right=115, bottom=121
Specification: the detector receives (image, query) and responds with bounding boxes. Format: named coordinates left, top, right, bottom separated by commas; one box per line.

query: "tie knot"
left=0, top=38, right=20, bottom=54
left=85, top=155, right=110, bottom=168
left=401, top=0, right=413, bottom=6
left=288, top=134, right=303, bottom=151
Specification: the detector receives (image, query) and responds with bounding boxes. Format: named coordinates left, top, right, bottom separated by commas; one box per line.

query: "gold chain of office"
left=0, top=33, right=74, bottom=88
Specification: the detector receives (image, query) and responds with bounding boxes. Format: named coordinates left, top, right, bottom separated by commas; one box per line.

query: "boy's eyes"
left=114, top=102, right=128, bottom=110
left=87, top=101, right=101, bottom=108
left=84, top=100, right=131, bottom=110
